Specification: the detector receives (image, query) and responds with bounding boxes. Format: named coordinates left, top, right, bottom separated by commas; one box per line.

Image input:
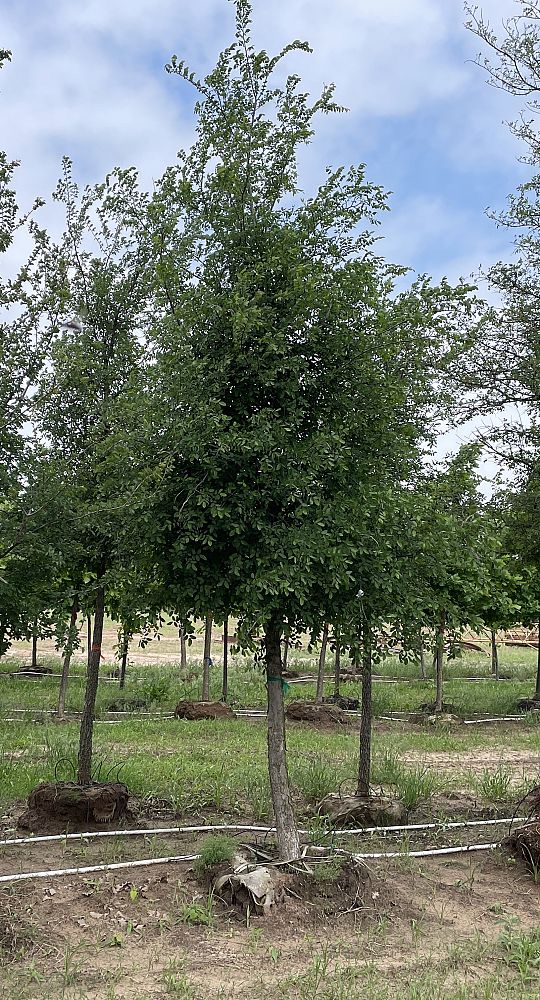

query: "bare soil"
left=1, top=840, right=539, bottom=999
left=399, top=747, right=540, bottom=776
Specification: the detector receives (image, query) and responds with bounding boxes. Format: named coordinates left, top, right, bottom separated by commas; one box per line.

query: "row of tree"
left=3, top=4, right=540, bottom=857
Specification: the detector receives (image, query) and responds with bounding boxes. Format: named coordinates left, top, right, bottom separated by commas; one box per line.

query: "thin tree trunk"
left=57, top=595, right=79, bottom=720
left=78, top=586, right=105, bottom=785
left=179, top=627, right=187, bottom=672
left=315, top=622, right=329, bottom=702
left=491, top=629, right=499, bottom=681
left=119, top=628, right=129, bottom=689
left=222, top=616, right=229, bottom=702
left=282, top=635, right=289, bottom=674
left=87, top=616, right=92, bottom=670
left=434, top=614, right=446, bottom=713
left=265, top=618, right=300, bottom=860
left=357, top=628, right=372, bottom=797
left=333, top=627, right=341, bottom=700
left=535, top=622, right=540, bottom=702
left=202, top=613, right=212, bottom=701
left=31, top=619, right=38, bottom=669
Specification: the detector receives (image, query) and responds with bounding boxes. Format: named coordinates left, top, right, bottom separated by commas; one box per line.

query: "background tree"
left=33, top=161, right=153, bottom=784
left=499, top=473, right=540, bottom=702
left=459, top=5, right=540, bottom=467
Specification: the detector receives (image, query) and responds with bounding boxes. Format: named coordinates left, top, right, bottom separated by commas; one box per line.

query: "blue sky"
left=1, top=0, right=531, bottom=481
left=2, top=0, right=529, bottom=285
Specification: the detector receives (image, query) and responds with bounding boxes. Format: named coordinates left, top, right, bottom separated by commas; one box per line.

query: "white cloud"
left=0, top=0, right=528, bottom=282
left=253, top=0, right=468, bottom=115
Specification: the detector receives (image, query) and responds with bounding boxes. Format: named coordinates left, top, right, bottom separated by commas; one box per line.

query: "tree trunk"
left=333, top=627, right=341, bottom=700
left=357, top=629, right=372, bottom=797
left=434, top=614, right=446, bottom=713
left=265, top=618, right=300, bottom=860
left=87, top=616, right=92, bottom=669
left=119, top=628, right=129, bottom=689
left=179, top=627, right=187, bottom=672
left=31, top=619, right=38, bottom=669
left=202, top=613, right=212, bottom=701
left=78, top=586, right=105, bottom=785
left=57, top=595, right=79, bottom=720
left=491, top=629, right=499, bottom=681
left=535, top=622, right=540, bottom=702
left=315, top=622, right=329, bottom=702
left=222, top=616, right=229, bottom=702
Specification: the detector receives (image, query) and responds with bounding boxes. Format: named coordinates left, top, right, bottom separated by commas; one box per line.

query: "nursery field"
left=1, top=647, right=540, bottom=998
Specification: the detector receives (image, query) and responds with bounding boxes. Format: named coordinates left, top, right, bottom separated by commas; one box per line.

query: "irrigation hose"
left=0, top=840, right=503, bottom=886
left=0, top=815, right=527, bottom=850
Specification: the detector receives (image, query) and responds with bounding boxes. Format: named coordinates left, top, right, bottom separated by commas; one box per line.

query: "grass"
left=194, top=834, right=236, bottom=873
left=0, top=710, right=538, bottom=819
left=475, top=766, right=513, bottom=803
left=272, top=934, right=539, bottom=999
left=500, top=923, right=540, bottom=984
left=2, top=648, right=540, bottom=1000
left=1, top=645, right=539, bottom=719
left=0, top=646, right=539, bottom=822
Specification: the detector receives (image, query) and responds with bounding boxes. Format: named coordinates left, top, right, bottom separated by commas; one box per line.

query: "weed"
left=410, top=917, right=424, bottom=945
left=292, top=758, right=337, bottom=802
left=243, top=773, right=271, bottom=820
left=247, top=927, right=263, bottom=952
left=500, top=923, right=540, bottom=982
left=161, top=959, right=196, bottom=997
left=138, top=676, right=171, bottom=706
left=309, top=855, right=345, bottom=883
left=194, top=834, right=236, bottom=874
left=373, top=748, right=402, bottom=786
left=178, top=891, right=215, bottom=927
left=394, top=767, right=439, bottom=809
left=305, top=814, right=334, bottom=847
left=475, top=766, right=512, bottom=802
left=60, top=941, right=90, bottom=986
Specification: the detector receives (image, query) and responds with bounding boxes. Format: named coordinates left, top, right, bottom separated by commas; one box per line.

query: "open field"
left=1, top=647, right=540, bottom=997
left=1, top=641, right=540, bottom=717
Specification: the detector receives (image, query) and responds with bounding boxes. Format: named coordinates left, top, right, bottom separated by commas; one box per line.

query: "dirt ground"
left=1, top=842, right=539, bottom=999
left=5, top=625, right=195, bottom=667
left=399, top=747, right=540, bottom=777
left=0, top=785, right=539, bottom=1000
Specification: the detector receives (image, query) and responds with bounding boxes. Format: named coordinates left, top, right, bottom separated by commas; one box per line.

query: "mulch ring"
left=290, top=855, right=374, bottom=916
left=17, top=780, right=130, bottom=833
left=317, top=793, right=408, bottom=827
left=174, top=700, right=235, bottom=721
left=517, top=698, right=540, bottom=713
left=504, top=821, right=540, bottom=869
left=285, top=701, right=350, bottom=726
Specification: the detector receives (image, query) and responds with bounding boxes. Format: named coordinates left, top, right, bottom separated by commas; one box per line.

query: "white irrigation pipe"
left=0, top=816, right=527, bottom=850
left=0, top=853, right=199, bottom=885
left=463, top=717, right=531, bottom=725
left=0, top=840, right=501, bottom=886
left=5, top=673, right=117, bottom=684
left=380, top=715, right=530, bottom=725
left=352, top=842, right=498, bottom=860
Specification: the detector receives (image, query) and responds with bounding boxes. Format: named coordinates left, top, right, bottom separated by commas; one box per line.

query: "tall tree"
left=139, top=1, right=476, bottom=857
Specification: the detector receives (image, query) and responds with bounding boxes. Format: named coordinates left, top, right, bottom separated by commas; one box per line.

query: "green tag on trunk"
left=267, top=675, right=290, bottom=693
